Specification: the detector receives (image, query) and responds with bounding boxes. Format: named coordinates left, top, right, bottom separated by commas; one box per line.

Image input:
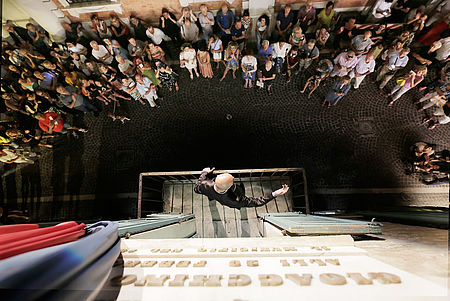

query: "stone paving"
left=1, top=58, right=449, bottom=221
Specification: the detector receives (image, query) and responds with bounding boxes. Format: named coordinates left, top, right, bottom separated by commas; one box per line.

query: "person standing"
left=56, top=84, right=98, bottom=114
left=197, top=42, right=213, bottom=79
left=220, top=42, right=240, bottom=81
left=90, top=14, right=111, bottom=39
left=216, top=4, right=235, bottom=46
left=323, top=76, right=351, bottom=107
left=110, top=15, right=131, bottom=48
left=160, top=8, right=181, bottom=44
left=376, top=47, right=409, bottom=89
left=297, top=0, right=316, bottom=33
left=241, top=49, right=257, bottom=88
left=298, top=39, right=320, bottom=73
left=129, top=15, right=148, bottom=42
left=275, top=5, right=294, bottom=41
left=315, top=1, right=336, bottom=30
left=198, top=4, right=215, bottom=42
left=255, top=15, right=270, bottom=50
left=90, top=41, right=113, bottom=65
left=231, top=19, right=246, bottom=51
left=146, top=25, right=167, bottom=47
left=156, top=62, right=179, bottom=92
left=258, top=60, right=276, bottom=94
left=351, top=31, right=373, bottom=56
left=208, top=35, right=224, bottom=69
left=135, top=74, right=161, bottom=108
left=284, top=46, right=300, bottom=83
left=180, top=18, right=199, bottom=45
left=388, top=66, right=427, bottom=106
left=271, top=38, right=292, bottom=73
left=194, top=168, right=289, bottom=209
left=369, top=0, right=393, bottom=22
left=330, top=50, right=358, bottom=77
left=350, top=52, right=376, bottom=89
left=180, top=44, right=199, bottom=80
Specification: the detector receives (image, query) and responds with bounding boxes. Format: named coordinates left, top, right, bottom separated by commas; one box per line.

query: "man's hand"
left=202, top=167, right=215, bottom=174
left=272, top=184, right=289, bottom=197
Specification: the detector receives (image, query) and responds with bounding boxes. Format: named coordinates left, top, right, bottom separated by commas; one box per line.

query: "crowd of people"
left=0, top=0, right=449, bottom=168
left=409, top=142, right=449, bottom=184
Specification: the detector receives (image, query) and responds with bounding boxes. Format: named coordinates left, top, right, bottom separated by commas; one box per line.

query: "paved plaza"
left=1, top=60, right=449, bottom=221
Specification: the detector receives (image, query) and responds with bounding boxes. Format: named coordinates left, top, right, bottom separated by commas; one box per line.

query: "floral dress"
left=227, top=49, right=240, bottom=70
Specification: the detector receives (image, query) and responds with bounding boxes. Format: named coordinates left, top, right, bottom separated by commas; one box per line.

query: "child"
left=301, top=59, right=333, bottom=98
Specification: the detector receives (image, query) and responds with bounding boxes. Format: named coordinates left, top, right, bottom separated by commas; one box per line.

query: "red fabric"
left=38, top=112, right=64, bottom=133
left=0, top=224, right=38, bottom=235
left=418, top=21, right=450, bottom=46
left=0, top=221, right=79, bottom=245
left=0, top=221, right=86, bottom=260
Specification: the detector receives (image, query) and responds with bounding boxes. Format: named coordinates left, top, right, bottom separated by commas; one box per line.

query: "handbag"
left=396, top=76, right=406, bottom=86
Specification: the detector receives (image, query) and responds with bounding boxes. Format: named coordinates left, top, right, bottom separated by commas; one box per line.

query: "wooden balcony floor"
left=162, top=179, right=293, bottom=238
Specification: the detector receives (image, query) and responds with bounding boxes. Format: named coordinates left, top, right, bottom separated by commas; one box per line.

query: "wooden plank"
left=162, top=183, right=172, bottom=213
left=182, top=183, right=193, bottom=214
left=203, top=197, right=225, bottom=237
left=208, top=201, right=227, bottom=237
left=237, top=207, right=263, bottom=237
left=269, top=178, right=287, bottom=213
left=171, top=184, right=183, bottom=213
left=200, top=195, right=215, bottom=238
left=261, top=180, right=278, bottom=213
left=250, top=179, right=268, bottom=217
left=272, top=178, right=293, bottom=213
left=191, top=185, right=203, bottom=237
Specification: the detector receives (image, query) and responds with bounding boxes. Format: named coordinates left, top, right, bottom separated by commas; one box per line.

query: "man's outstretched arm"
left=238, top=184, right=289, bottom=207
left=194, top=167, right=214, bottom=194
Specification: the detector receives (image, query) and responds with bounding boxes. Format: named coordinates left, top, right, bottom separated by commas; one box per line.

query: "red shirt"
left=39, top=112, right=64, bottom=132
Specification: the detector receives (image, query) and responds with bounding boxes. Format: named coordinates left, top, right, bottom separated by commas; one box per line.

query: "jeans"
left=75, top=101, right=98, bottom=113
left=376, top=65, right=396, bottom=89
left=390, top=85, right=411, bottom=102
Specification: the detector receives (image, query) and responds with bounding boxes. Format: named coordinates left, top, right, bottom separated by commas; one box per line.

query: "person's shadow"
left=20, top=161, right=42, bottom=220
left=208, top=200, right=227, bottom=237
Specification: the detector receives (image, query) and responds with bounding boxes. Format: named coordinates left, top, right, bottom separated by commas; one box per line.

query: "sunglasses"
left=347, top=55, right=354, bottom=58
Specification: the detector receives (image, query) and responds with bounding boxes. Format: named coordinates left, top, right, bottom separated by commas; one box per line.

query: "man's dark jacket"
left=194, top=171, right=275, bottom=209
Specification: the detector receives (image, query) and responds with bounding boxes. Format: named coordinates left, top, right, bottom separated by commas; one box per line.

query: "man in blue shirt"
left=216, top=4, right=234, bottom=45
left=231, top=19, right=246, bottom=50
left=275, top=5, right=294, bottom=40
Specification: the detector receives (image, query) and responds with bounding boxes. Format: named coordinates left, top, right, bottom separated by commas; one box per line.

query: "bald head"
left=214, top=173, right=234, bottom=193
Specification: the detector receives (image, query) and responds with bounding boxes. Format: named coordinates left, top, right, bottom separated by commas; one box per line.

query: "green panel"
left=262, top=212, right=382, bottom=235
left=116, top=213, right=195, bottom=237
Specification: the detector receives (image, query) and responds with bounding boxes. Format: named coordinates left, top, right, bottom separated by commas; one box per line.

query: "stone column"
left=14, top=0, right=66, bottom=42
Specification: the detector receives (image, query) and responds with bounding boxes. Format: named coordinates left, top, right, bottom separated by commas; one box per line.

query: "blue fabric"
left=45, top=239, right=121, bottom=301
left=276, top=11, right=294, bottom=30
left=0, top=221, right=119, bottom=301
left=216, top=11, right=234, bottom=30
left=231, top=26, right=245, bottom=39
left=258, top=46, right=273, bottom=61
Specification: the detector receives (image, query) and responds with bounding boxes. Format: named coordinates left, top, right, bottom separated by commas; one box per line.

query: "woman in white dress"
left=179, top=44, right=199, bottom=79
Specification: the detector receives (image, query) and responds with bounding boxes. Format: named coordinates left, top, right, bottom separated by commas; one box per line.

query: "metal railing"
left=137, top=168, right=309, bottom=218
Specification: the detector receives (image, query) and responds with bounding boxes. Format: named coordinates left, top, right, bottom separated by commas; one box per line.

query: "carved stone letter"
left=259, top=274, right=283, bottom=286
left=111, top=274, right=137, bottom=286
left=168, top=274, right=189, bottom=286
left=319, top=273, right=347, bottom=285
left=228, top=274, right=252, bottom=286
left=146, top=275, right=170, bottom=286
left=368, top=272, right=401, bottom=284
left=347, top=273, right=373, bottom=285
left=285, top=274, right=313, bottom=286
